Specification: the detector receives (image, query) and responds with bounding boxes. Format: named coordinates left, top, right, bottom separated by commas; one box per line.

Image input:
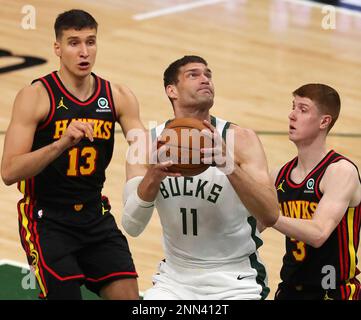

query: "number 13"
left=67, top=146, right=97, bottom=176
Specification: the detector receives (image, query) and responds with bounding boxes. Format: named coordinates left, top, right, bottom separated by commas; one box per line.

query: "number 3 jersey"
left=18, top=72, right=116, bottom=205
left=275, top=150, right=361, bottom=294
left=151, top=116, right=267, bottom=272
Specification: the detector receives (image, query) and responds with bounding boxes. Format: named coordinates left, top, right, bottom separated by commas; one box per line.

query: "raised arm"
left=273, top=160, right=361, bottom=248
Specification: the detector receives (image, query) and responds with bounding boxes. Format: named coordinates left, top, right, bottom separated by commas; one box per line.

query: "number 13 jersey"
left=18, top=71, right=116, bottom=205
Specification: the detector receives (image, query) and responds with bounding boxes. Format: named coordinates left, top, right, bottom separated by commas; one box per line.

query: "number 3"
left=291, top=238, right=306, bottom=261
left=67, top=146, right=97, bottom=176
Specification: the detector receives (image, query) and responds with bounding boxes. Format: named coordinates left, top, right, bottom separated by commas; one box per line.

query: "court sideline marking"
left=133, top=0, right=228, bottom=21
left=133, top=0, right=361, bottom=21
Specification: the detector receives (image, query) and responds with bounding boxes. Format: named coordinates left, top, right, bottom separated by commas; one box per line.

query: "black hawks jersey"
left=18, top=71, right=116, bottom=205
left=275, top=150, right=361, bottom=299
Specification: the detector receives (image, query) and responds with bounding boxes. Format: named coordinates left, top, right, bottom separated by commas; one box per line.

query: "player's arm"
left=273, top=161, right=360, bottom=248
left=1, top=84, right=94, bottom=185
left=202, top=121, right=279, bottom=226
left=122, top=139, right=181, bottom=237
left=110, top=83, right=146, bottom=139
left=227, top=126, right=279, bottom=227
left=257, top=167, right=282, bottom=232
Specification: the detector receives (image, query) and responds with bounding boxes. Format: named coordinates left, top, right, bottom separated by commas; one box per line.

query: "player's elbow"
left=261, top=215, right=278, bottom=228
left=121, top=214, right=144, bottom=237
left=309, top=232, right=328, bottom=248
left=1, top=169, right=16, bottom=186
left=261, top=209, right=279, bottom=228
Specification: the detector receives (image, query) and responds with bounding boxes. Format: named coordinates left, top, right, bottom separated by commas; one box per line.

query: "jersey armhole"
left=32, top=78, right=56, bottom=131
left=105, top=81, right=117, bottom=122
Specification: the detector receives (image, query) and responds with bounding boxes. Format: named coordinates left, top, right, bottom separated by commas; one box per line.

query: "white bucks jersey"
left=152, top=116, right=264, bottom=268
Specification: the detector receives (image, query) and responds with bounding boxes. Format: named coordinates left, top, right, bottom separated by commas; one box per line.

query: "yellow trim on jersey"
left=19, top=197, right=47, bottom=297
left=346, top=282, right=356, bottom=300
left=19, top=180, right=26, bottom=194
left=347, top=208, right=356, bottom=279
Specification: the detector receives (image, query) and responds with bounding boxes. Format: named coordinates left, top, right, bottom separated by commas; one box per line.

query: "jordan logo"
left=57, top=97, right=68, bottom=110
left=323, top=291, right=334, bottom=300
left=277, top=180, right=286, bottom=193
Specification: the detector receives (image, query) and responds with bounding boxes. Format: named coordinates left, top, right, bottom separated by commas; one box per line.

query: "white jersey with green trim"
left=152, top=116, right=264, bottom=269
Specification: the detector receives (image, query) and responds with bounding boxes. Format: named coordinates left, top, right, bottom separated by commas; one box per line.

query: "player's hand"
left=200, top=120, right=235, bottom=175
left=143, top=137, right=182, bottom=183
left=59, top=121, right=94, bottom=149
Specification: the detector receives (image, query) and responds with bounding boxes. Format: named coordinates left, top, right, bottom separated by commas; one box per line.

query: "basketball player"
left=122, top=55, right=279, bottom=300
left=271, top=84, right=361, bottom=300
left=1, top=10, right=143, bottom=300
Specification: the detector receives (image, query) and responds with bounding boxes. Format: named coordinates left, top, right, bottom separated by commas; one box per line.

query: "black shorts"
left=275, top=281, right=361, bottom=300
left=17, top=196, right=138, bottom=299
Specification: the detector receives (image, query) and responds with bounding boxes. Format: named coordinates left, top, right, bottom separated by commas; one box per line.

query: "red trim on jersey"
left=28, top=201, right=49, bottom=295
left=86, top=271, right=138, bottom=282
left=17, top=199, right=30, bottom=257
left=354, top=205, right=359, bottom=249
left=105, top=81, right=117, bottom=121
left=31, top=203, right=86, bottom=282
left=340, top=285, right=346, bottom=300
left=285, top=150, right=335, bottom=188
left=313, top=155, right=343, bottom=200
left=342, top=217, right=349, bottom=281
left=51, top=72, right=101, bottom=106
left=37, top=77, right=56, bottom=131
left=338, top=224, right=345, bottom=281
left=275, top=160, right=294, bottom=187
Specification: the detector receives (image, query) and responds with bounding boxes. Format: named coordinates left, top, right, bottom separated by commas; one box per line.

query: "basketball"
left=157, top=118, right=213, bottom=176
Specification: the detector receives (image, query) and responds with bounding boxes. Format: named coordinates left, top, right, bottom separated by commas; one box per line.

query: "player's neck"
left=174, top=108, right=210, bottom=122
left=296, top=142, right=329, bottom=176
left=57, top=69, right=95, bottom=101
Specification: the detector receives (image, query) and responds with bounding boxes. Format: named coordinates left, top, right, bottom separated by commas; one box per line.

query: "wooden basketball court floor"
left=0, top=0, right=360, bottom=299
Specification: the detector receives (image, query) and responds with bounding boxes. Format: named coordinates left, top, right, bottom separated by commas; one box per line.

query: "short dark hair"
left=163, top=55, right=208, bottom=88
left=54, top=9, right=98, bottom=39
left=293, top=83, right=341, bottom=132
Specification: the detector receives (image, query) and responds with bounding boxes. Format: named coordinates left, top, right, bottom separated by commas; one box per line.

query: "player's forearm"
left=227, top=165, right=279, bottom=227
left=1, top=140, right=66, bottom=185
left=273, top=215, right=325, bottom=248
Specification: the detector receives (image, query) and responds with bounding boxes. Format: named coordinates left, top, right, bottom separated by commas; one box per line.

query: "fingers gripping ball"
left=157, top=118, right=213, bottom=176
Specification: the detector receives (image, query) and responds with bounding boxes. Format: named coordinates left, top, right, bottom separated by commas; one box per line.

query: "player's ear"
left=320, top=115, right=332, bottom=130
left=166, top=84, right=178, bottom=100
left=54, top=41, right=61, bottom=57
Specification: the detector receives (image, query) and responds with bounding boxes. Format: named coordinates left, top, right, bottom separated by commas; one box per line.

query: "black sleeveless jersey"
left=275, top=150, right=361, bottom=295
left=18, top=71, right=116, bottom=205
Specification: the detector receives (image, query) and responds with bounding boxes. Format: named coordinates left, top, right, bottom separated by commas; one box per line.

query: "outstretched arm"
left=273, top=160, right=361, bottom=248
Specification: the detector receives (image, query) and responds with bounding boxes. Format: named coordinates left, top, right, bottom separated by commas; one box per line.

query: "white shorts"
left=143, top=256, right=269, bottom=300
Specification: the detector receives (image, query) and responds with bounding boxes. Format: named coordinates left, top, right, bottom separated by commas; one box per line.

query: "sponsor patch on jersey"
left=96, top=97, right=111, bottom=112
left=304, top=178, right=315, bottom=193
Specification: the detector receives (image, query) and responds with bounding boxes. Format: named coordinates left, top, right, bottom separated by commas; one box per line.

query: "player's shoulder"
left=326, top=158, right=359, bottom=178
left=16, top=81, right=48, bottom=104
left=109, top=82, right=136, bottom=100
left=228, top=123, right=259, bottom=143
